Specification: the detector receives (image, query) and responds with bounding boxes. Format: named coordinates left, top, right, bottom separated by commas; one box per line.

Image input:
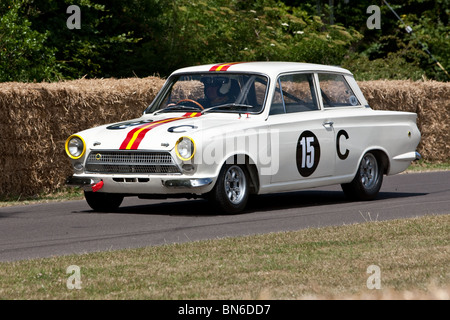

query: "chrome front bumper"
left=66, top=176, right=101, bottom=189
left=162, top=178, right=213, bottom=189
left=66, top=175, right=213, bottom=191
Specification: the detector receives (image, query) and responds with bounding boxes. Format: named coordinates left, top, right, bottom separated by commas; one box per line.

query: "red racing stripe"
left=127, top=118, right=180, bottom=150
left=119, top=113, right=201, bottom=150
left=209, top=62, right=242, bottom=72
left=184, top=112, right=202, bottom=117
left=119, top=119, right=174, bottom=150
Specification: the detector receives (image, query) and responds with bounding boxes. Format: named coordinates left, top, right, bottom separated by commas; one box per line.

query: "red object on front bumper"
left=92, top=180, right=104, bottom=192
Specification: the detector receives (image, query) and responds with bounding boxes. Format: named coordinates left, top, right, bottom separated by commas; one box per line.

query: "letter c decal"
left=337, top=130, right=350, bottom=160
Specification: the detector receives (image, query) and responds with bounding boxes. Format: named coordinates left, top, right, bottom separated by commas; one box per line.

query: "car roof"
left=172, top=61, right=353, bottom=77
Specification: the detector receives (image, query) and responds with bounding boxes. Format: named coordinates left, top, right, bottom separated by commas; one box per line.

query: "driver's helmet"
left=201, top=76, right=231, bottom=97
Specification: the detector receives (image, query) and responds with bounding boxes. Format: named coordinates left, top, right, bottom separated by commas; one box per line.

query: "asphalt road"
left=1, top=171, right=449, bottom=262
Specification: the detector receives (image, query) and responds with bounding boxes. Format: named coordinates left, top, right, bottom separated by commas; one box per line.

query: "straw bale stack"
left=0, top=77, right=165, bottom=197
left=359, top=80, right=450, bottom=162
left=0, top=78, right=448, bottom=198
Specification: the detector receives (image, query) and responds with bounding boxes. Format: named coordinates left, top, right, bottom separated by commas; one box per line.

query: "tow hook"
left=92, top=180, right=104, bottom=192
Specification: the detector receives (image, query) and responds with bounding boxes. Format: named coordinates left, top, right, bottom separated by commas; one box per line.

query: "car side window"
left=270, top=73, right=318, bottom=115
left=318, top=73, right=360, bottom=108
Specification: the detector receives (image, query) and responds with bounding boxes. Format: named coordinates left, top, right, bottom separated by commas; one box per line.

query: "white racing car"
left=65, top=62, right=421, bottom=213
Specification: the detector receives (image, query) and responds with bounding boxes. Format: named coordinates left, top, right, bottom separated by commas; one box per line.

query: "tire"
left=341, top=152, right=384, bottom=201
left=209, top=164, right=250, bottom=214
left=84, top=191, right=124, bottom=212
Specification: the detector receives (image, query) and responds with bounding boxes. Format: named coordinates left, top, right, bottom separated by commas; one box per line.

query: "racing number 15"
left=296, top=131, right=321, bottom=177
left=299, top=137, right=314, bottom=169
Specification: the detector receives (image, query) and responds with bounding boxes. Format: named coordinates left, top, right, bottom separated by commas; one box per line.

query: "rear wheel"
left=84, top=191, right=124, bottom=212
left=209, top=164, right=249, bottom=214
left=341, top=152, right=384, bottom=201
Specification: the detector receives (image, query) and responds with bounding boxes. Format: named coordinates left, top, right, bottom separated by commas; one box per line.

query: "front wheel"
left=84, top=191, right=124, bottom=212
left=341, top=152, right=384, bottom=201
left=209, top=164, right=250, bottom=214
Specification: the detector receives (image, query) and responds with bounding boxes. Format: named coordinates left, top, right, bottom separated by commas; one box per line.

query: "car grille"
left=85, top=151, right=181, bottom=174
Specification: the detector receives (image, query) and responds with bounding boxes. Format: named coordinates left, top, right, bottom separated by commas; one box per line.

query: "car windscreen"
left=145, top=73, right=269, bottom=115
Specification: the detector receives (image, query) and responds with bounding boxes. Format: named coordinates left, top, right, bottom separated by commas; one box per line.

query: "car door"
left=267, top=73, right=335, bottom=185
left=317, top=73, right=366, bottom=178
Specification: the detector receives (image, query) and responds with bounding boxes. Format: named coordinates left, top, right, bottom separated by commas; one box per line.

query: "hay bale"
left=0, top=77, right=165, bottom=197
left=359, top=80, right=450, bottom=162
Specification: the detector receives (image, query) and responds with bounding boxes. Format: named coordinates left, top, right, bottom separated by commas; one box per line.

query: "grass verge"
left=0, top=214, right=448, bottom=300
left=0, top=187, right=83, bottom=208
left=406, top=160, right=450, bottom=173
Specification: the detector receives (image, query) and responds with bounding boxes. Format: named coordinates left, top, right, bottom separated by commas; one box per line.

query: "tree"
left=0, top=0, right=61, bottom=82
left=156, top=0, right=361, bottom=75
left=3, top=0, right=446, bottom=81
left=280, top=0, right=449, bottom=81
left=25, top=0, right=144, bottom=79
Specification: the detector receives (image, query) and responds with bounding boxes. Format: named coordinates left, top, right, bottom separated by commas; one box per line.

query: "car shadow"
left=84, top=189, right=427, bottom=216
left=248, top=190, right=427, bottom=213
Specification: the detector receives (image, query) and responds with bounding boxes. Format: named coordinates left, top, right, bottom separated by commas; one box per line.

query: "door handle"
left=323, top=121, right=334, bottom=128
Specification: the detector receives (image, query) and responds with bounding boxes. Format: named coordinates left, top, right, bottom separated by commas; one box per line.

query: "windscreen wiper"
left=153, top=105, right=200, bottom=115
left=201, top=103, right=254, bottom=114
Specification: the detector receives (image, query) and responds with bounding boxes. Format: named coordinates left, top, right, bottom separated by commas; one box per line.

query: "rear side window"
left=318, top=73, right=360, bottom=108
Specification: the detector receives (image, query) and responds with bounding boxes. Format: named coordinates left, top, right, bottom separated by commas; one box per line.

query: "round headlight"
left=175, top=136, right=195, bottom=161
left=65, top=135, right=86, bottom=159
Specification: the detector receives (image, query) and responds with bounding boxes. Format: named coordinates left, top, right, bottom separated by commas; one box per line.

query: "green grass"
left=0, top=188, right=83, bottom=208
left=406, top=160, right=450, bottom=172
left=0, top=214, right=448, bottom=299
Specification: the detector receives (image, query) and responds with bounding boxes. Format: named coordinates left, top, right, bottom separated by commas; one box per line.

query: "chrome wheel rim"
left=224, top=166, right=246, bottom=204
left=360, top=153, right=378, bottom=189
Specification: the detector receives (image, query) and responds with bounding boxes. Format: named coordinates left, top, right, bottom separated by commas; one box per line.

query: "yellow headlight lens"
left=65, top=135, right=86, bottom=159
left=175, top=136, right=195, bottom=161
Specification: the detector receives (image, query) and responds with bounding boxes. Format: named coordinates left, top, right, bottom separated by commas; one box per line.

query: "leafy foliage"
left=0, top=0, right=448, bottom=81
left=292, top=0, right=449, bottom=81
left=149, top=0, right=362, bottom=75
left=25, top=0, right=144, bottom=79
left=0, top=0, right=61, bottom=82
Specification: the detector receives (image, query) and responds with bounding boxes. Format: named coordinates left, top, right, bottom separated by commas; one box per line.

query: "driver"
left=200, top=76, right=235, bottom=108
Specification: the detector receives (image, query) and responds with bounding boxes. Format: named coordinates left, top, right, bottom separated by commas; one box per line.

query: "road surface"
left=0, top=171, right=449, bottom=262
